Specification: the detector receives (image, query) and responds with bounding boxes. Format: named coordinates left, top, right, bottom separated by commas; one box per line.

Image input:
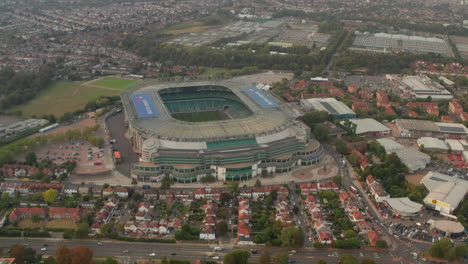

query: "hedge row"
left=107, top=234, right=176, bottom=243
left=0, top=228, right=50, bottom=237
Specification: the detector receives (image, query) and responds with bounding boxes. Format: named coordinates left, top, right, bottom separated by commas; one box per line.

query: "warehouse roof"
left=421, top=171, right=468, bottom=211
left=396, top=119, right=439, bottom=132
left=300, top=98, right=355, bottom=116
left=345, top=118, right=390, bottom=135
left=436, top=122, right=468, bottom=135
left=417, top=137, right=448, bottom=151
left=383, top=197, right=423, bottom=215
left=377, top=138, right=430, bottom=172
left=445, top=139, right=464, bottom=152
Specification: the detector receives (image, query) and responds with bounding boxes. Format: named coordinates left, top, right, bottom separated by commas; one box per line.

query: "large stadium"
left=122, top=79, right=324, bottom=183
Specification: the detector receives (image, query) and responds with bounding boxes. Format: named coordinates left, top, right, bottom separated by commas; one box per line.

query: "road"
left=0, top=238, right=413, bottom=264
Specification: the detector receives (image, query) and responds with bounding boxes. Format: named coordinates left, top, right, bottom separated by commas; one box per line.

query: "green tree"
left=10, top=245, right=38, bottom=264
left=216, top=221, right=228, bottom=237
left=25, top=152, right=37, bottom=166
left=340, top=254, right=359, bottom=264
left=336, top=139, right=348, bottom=155
left=376, top=240, right=387, bottom=248
left=280, top=226, right=304, bottom=247
left=42, top=188, right=58, bottom=203
left=317, top=259, right=327, bottom=264
left=101, top=257, right=119, bottom=264
left=162, top=257, right=169, bottom=264
left=160, top=174, right=172, bottom=190
left=273, top=253, right=288, bottom=264
left=223, top=250, right=250, bottom=264
left=254, top=179, right=262, bottom=187
left=313, top=124, right=330, bottom=142
left=344, top=229, right=356, bottom=238
left=75, top=222, right=89, bottom=238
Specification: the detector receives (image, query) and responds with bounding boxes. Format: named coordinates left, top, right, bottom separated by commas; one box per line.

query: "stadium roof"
left=377, top=138, right=430, bottom=172
left=300, top=98, right=355, bottom=117
left=345, top=118, right=390, bottom=135
left=241, top=86, right=279, bottom=108
left=421, top=171, right=468, bottom=211
left=383, top=197, right=423, bottom=215
left=122, top=79, right=298, bottom=143
left=417, top=137, right=448, bottom=151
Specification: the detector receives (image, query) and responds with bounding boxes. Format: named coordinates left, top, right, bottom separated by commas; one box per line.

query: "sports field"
left=89, top=77, right=140, bottom=90
left=10, top=81, right=121, bottom=116
left=172, top=111, right=226, bottom=122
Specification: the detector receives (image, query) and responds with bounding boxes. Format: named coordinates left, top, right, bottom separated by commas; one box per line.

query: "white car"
left=40, top=248, right=47, bottom=251
left=149, top=253, right=156, bottom=257
left=289, top=250, right=296, bottom=254
left=212, top=256, right=220, bottom=260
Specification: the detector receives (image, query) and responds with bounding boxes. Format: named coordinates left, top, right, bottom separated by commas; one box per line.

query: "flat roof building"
left=445, top=139, right=464, bottom=153
left=383, top=197, right=424, bottom=218
left=300, top=98, right=356, bottom=119
left=377, top=138, right=430, bottom=173
left=417, top=137, right=448, bottom=152
left=396, top=119, right=468, bottom=139
left=342, top=118, right=391, bottom=137
left=421, top=171, right=468, bottom=215
left=387, top=75, right=453, bottom=100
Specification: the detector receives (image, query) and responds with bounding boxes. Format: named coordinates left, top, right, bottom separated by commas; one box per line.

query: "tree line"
left=0, top=65, right=53, bottom=110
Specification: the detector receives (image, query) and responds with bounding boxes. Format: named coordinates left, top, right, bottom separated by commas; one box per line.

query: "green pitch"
left=172, top=111, right=226, bottom=122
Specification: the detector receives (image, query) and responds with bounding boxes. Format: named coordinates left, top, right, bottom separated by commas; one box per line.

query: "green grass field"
left=89, top=77, right=140, bottom=90
left=172, top=111, right=226, bottom=122
left=10, top=81, right=121, bottom=116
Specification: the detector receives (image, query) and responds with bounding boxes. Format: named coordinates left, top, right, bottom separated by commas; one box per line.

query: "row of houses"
left=237, top=198, right=253, bottom=245
left=2, top=164, right=67, bottom=178
left=200, top=201, right=218, bottom=240
left=8, top=207, right=86, bottom=222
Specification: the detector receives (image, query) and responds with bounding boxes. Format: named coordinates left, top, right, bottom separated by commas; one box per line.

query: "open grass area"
left=18, top=219, right=45, bottom=228
left=89, top=77, right=140, bottom=90
left=10, top=81, right=121, bottom=116
left=172, top=111, right=225, bottom=122
left=46, top=219, right=78, bottom=229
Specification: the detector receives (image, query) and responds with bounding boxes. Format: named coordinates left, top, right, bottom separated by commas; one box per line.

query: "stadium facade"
left=122, top=80, right=324, bottom=183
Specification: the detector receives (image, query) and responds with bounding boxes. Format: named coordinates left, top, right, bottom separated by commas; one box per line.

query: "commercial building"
left=342, top=118, right=391, bottom=137
left=421, top=171, right=468, bottom=215
left=300, top=98, right=356, bottom=119
left=417, top=137, right=448, bottom=152
left=445, top=139, right=464, bottom=153
left=395, top=119, right=468, bottom=139
left=123, top=80, right=324, bottom=183
left=352, top=33, right=452, bottom=56
left=431, top=220, right=465, bottom=237
left=377, top=138, right=430, bottom=172
left=387, top=75, right=453, bottom=100
left=383, top=197, right=424, bottom=218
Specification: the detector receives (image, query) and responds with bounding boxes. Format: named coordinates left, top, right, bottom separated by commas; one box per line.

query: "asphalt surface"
left=0, top=238, right=410, bottom=264
left=105, top=112, right=139, bottom=175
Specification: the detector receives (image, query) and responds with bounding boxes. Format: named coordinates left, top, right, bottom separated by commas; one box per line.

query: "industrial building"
left=0, top=118, right=49, bottom=138
left=417, top=137, right=448, bottom=152
left=352, top=33, right=452, bottom=56
left=395, top=119, right=468, bottom=139
left=300, top=98, right=356, bottom=119
left=421, top=171, right=468, bottom=215
left=383, top=197, right=424, bottom=218
left=123, top=80, right=324, bottom=183
left=445, top=139, right=465, bottom=153
left=342, top=118, right=391, bottom=137
left=387, top=75, right=453, bottom=100
left=377, top=138, right=431, bottom=173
